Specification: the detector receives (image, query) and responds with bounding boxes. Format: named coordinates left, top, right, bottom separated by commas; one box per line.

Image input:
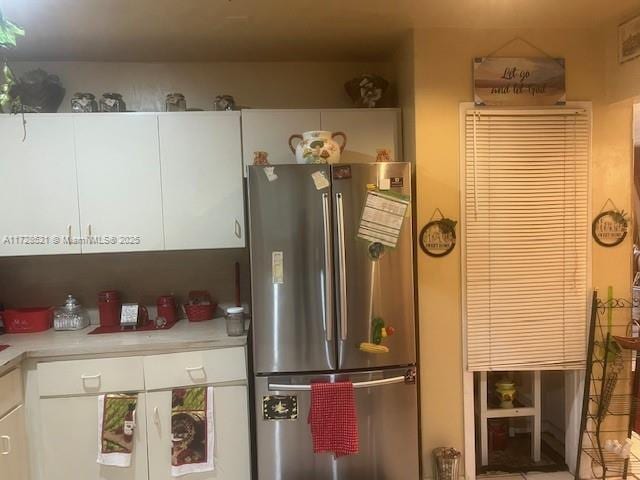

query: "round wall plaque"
left=419, top=218, right=457, bottom=257
left=592, top=210, right=628, bottom=247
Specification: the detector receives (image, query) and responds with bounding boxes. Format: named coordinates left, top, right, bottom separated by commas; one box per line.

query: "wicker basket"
left=184, top=291, right=217, bottom=322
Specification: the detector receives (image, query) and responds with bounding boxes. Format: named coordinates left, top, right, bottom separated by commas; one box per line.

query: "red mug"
left=138, top=305, right=149, bottom=327
left=98, top=290, right=121, bottom=327
left=157, top=295, right=177, bottom=324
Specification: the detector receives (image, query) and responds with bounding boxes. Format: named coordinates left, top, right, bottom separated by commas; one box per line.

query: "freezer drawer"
left=254, top=367, right=420, bottom=480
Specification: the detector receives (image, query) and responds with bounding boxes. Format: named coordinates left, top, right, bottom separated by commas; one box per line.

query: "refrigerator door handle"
left=335, top=192, right=348, bottom=341
left=268, top=375, right=408, bottom=392
left=321, top=192, right=333, bottom=342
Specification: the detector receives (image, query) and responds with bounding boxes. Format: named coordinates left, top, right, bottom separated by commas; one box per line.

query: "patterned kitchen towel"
left=171, top=386, right=214, bottom=477
left=97, top=393, right=138, bottom=467
left=308, top=381, right=359, bottom=457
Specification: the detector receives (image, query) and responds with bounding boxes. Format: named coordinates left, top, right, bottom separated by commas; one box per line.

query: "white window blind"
left=462, top=107, right=590, bottom=371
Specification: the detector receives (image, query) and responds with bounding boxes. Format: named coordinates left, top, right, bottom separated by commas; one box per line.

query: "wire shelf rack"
left=575, top=292, right=640, bottom=480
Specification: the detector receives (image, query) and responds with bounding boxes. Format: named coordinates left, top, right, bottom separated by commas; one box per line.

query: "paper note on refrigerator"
left=272, top=251, right=284, bottom=284
left=311, top=170, right=330, bottom=190
left=357, top=191, right=409, bottom=248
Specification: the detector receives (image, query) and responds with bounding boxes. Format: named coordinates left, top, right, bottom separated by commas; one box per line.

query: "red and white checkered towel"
left=308, top=381, right=359, bottom=457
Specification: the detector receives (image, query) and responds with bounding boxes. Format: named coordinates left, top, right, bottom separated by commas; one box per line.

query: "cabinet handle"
left=185, top=365, right=206, bottom=380
left=80, top=373, right=102, bottom=389
left=234, top=220, right=242, bottom=239
left=67, top=224, right=72, bottom=242
left=185, top=365, right=205, bottom=373
left=153, top=407, right=160, bottom=426
left=0, top=435, right=10, bottom=455
left=87, top=224, right=92, bottom=237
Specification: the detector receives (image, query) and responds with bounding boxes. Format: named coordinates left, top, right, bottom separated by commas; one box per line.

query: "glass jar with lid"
left=165, top=93, right=186, bottom=112
left=225, top=306, right=245, bottom=336
left=71, top=93, right=98, bottom=113
left=100, top=93, right=127, bottom=112
left=53, top=294, right=90, bottom=331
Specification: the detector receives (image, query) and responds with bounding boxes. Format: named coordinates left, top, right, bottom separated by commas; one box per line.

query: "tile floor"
left=480, top=473, right=573, bottom=480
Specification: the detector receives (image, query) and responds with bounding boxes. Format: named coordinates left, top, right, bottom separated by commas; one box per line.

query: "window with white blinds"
left=462, top=107, right=590, bottom=371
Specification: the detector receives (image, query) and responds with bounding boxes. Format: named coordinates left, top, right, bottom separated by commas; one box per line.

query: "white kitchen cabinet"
left=320, top=109, right=402, bottom=163
left=159, top=112, right=245, bottom=249
left=146, top=385, right=251, bottom=480
left=241, top=109, right=402, bottom=173
left=74, top=114, right=164, bottom=253
left=143, top=347, right=246, bottom=391
left=0, top=367, right=23, bottom=418
left=39, top=394, right=149, bottom=480
left=0, top=115, right=81, bottom=256
left=34, top=349, right=250, bottom=480
left=0, top=405, right=29, bottom=480
left=241, top=109, right=321, bottom=175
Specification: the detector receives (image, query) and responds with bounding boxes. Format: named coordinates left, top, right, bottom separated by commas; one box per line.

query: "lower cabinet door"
left=146, top=385, right=251, bottom=480
left=39, top=394, right=148, bottom=480
left=0, top=405, right=29, bottom=480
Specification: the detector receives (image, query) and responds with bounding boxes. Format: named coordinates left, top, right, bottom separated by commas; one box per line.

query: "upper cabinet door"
left=241, top=109, right=321, bottom=175
left=75, top=114, right=164, bottom=253
left=159, top=112, right=245, bottom=250
left=320, top=109, right=402, bottom=164
left=0, top=115, right=81, bottom=256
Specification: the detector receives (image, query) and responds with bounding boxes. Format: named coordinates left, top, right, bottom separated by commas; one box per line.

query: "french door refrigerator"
left=248, top=163, right=419, bottom=480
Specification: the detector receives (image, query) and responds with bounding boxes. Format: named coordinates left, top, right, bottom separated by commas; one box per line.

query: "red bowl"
left=4, top=307, right=53, bottom=333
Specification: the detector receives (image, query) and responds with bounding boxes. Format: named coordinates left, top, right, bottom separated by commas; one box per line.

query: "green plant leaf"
left=0, top=59, right=17, bottom=113
left=612, top=209, right=629, bottom=225
left=0, top=8, right=25, bottom=49
left=441, top=218, right=458, bottom=232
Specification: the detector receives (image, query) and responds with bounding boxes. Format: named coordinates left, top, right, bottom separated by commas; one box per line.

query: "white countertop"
left=0, top=317, right=247, bottom=370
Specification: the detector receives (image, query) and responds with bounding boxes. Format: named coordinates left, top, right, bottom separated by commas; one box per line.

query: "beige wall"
left=11, top=61, right=396, bottom=112
left=407, top=27, right=634, bottom=475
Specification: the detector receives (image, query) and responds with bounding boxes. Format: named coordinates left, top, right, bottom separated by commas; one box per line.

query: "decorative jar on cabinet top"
left=288, top=130, right=347, bottom=164
left=495, top=378, right=517, bottom=409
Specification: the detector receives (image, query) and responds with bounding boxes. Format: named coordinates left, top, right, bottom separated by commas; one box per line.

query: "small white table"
left=478, top=370, right=542, bottom=466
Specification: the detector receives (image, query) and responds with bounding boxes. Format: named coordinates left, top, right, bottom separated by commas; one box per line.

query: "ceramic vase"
left=288, top=130, right=347, bottom=164
left=495, top=378, right=516, bottom=409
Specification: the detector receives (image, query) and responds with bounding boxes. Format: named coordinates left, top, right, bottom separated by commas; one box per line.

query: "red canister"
left=98, top=290, right=121, bottom=327
left=157, top=295, right=177, bottom=324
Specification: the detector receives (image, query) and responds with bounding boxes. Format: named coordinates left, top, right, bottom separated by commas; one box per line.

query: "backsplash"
left=0, top=249, right=250, bottom=310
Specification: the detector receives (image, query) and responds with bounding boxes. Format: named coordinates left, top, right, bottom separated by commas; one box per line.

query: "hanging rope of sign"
left=592, top=198, right=629, bottom=247
left=419, top=208, right=457, bottom=257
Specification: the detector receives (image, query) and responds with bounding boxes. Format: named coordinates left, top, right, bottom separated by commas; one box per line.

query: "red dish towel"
left=308, top=381, right=359, bottom=457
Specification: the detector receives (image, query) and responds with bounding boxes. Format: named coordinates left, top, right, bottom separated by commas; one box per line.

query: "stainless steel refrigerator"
left=248, top=163, right=419, bottom=480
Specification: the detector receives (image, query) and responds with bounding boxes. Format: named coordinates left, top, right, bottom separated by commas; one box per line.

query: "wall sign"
left=419, top=209, right=457, bottom=258
left=619, top=15, right=640, bottom=63
left=592, top=201, right=629, bottom=247
left=473, top=57, right=566, bottom=106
